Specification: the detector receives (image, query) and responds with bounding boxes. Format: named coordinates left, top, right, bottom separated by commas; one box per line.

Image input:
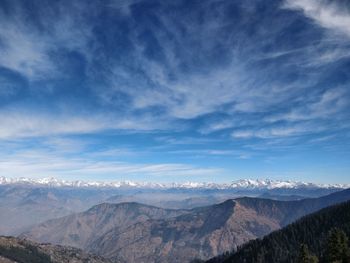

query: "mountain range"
left=1, top=177, right=348, bottom=190
left=1, top=177, right=344, bottom=236
left=21, top=188, right=350, bottom=263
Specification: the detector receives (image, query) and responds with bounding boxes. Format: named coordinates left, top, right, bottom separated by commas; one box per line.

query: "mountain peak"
left=0, top=176, right=348, bottom=190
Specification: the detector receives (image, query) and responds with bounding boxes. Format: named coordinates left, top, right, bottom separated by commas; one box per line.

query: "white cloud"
left=42, top=137, right=90, bottom=153
left=0, top=110, right=170, bottom=140
left=266, top=87, right=348, bottom=123
left=231, top=123, right=325, bottom=139
left=0, top=2, right=92, bottom=80
left=231, top=130, right=255, bottom=139
left=0, top=112, right=104, bottom=139
left=200, top=120, right=235, bottom=134
left=0, top=148, right=221, bottom=180
left=284, top=0, right=350, bottom=37
left=167, top=149, right=251, bottom=160
left=0, top=21, right=56, bottom=79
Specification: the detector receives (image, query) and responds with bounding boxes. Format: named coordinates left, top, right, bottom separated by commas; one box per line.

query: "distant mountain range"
left=1, top=176, right=348, bottom=190
left=21, top=188, right=350, bottom=263
left=0, top=177, right=346, bottom=236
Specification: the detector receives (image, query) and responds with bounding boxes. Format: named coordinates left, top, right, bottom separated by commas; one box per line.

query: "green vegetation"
left=298, top=244, right=318, bottom=263
left=325, top=228, right=350, bottom=263
left=0, top=240, right=52, bottom=263
left=205, top=201, right=350, bottom=263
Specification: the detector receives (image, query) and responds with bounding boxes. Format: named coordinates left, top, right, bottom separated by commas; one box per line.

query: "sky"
left=0, top=0, right=349, bottom=183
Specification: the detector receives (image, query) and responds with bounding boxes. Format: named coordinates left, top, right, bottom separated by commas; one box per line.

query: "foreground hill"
left=205, top=200, right=350, bottom=263
left=0, top=236, right=110, bottom=263
left=22, top=188, right=350, bottom=263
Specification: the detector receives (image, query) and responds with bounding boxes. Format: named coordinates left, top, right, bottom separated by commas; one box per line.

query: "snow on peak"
left=0, top=176, right=348, bottom=190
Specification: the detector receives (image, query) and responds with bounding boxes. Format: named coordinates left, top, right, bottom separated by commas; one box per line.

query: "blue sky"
left=0, top=0, right=349, bottom=183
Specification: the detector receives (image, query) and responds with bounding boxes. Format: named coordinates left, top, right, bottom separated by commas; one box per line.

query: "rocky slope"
left=0, top=236, right=110, bottom=263
left=22, top=188, right=350, bottom=263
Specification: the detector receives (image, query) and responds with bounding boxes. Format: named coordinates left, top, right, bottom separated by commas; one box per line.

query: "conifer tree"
left=298, top=244, right=318, bottom=263
left=325, top=228, right=350, bottom=263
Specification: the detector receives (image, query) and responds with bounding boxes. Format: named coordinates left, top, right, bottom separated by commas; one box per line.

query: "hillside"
left=20, top=202, right=187, bottom=249
left=205, top=200, right=350, bottom=263
left=22, top=188, right=350, bottom=263
left=0, top=236, right=110, bottom=263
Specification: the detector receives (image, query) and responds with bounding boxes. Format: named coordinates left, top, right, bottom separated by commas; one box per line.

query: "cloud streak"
left=284, top=0, right=350, bottom=38
left=0, top=148, right=221, bottom=181
left=0, top=108, right=174, bottom=139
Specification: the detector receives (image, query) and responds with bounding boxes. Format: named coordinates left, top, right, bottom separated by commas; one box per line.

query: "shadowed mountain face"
left=0, top=236, right=111, bottom=263
left=21, top=189, right=350, bottom=263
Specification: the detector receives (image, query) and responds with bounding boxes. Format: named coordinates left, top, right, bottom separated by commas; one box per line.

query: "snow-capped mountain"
left=0, top=176, right=348, bottom=190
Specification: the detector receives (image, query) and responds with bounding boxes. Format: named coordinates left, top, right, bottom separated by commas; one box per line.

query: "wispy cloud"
left=0, top=148, right=221, bottom=180
left=284, top=0, right=350, bottom=38
left=166, top=149, right=250, bottom=159
left=0, top=18, right=55, bottom=79
left=0, top=109, right=171, bottom=139
left=0, top=1, right=91, bottom=80
left=231, top=123, right=324, bottom=139
left=266, top=87, right=349, bottom=123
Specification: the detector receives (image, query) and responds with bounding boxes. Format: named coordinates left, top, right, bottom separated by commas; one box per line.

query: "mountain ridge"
left=1, top=176, right=348, bottom=190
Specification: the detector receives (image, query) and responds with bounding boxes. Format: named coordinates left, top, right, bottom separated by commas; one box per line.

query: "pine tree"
left=298, top=244, right=318, bottom=263
left=325, top=228, right=350, bottom=263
